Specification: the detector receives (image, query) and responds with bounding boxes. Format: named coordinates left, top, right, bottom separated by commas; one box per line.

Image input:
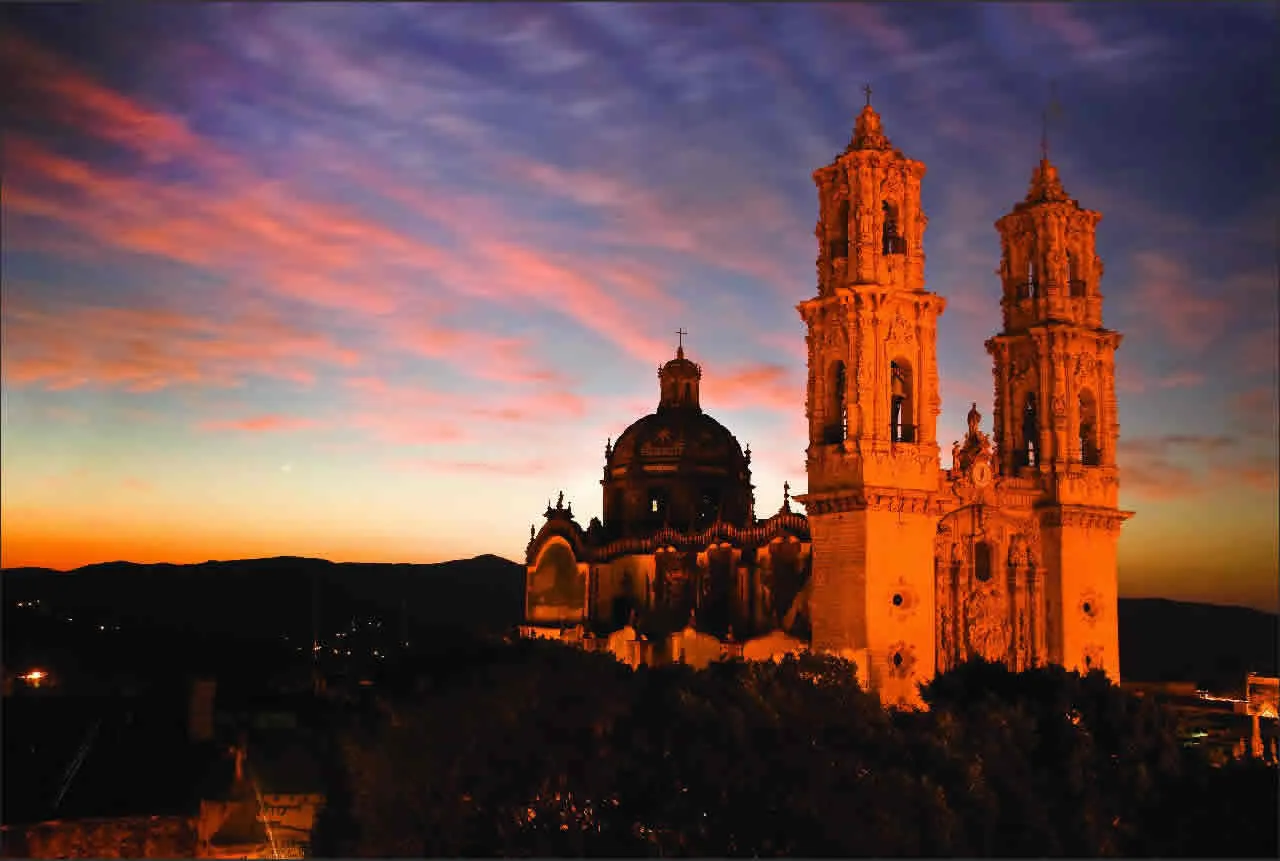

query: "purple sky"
left=1, top=3, right=1276, bottom=611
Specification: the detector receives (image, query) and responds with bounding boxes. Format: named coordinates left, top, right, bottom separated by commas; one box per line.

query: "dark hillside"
left=5, top=559, right=1275, bottom=689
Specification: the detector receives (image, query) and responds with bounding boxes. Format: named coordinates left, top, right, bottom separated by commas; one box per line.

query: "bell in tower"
left=812, top=84, right=927, bottom=295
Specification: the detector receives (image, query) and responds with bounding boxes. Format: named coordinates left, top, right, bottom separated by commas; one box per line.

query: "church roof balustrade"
left=530, top=508, right=811, bottom=567
left=585, top=510, right=811, bottom=564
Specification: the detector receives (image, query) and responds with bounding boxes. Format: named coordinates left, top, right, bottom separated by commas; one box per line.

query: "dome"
left=600, top=340, right=754, bottom=538
left=609, top=409, right=745, bottom=471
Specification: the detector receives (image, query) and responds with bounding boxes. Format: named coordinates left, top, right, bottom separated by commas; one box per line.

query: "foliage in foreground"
left=327, top=638, right=1279, bottom=857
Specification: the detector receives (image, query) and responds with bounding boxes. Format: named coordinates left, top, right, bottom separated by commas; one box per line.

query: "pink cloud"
left=1130, top=252, right=1232, bottom=351
left=393, top=458, right=558, bottom=477
left=705, top=362, right=802, bottom=413
left=5, top=137, right=427, bottom=318
left=469, top=239, right=672, bottom=361
left=381, top=317, right=563, bottom=385
left=1231, top=387, right=1279, bottom=438
left=1119, top=434, right=1276, bottom=502
left=3, top=299, right=359, bottom=393
left=0, top=32, right=217, bottom=166
left=1156, top=371, right=1206, bottom=390
left=1236, top=325, right=1280, bottom=376
left=494, top=151, right=806, bottom=299
left=198, top=415, right=322, bottom=433
left=337, top=376, right=589, bottom=448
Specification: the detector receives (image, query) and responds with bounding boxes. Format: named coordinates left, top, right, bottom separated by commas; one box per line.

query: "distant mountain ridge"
left=4, top=556, right=1275, bottom=686
left=2, top=554, right=526, bottom=644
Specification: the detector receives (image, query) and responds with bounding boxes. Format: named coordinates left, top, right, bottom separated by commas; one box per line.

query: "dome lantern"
left=657, top=328, right=702, bottom=411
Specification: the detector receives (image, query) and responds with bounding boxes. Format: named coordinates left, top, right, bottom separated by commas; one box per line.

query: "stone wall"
left=18, top=816, right=197, bottom=859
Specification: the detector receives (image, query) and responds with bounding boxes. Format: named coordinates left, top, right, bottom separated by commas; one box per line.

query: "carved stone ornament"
left=882, top=176, right=904, bottom=209
left=887, top=312, right=915, bottom=344
left=965, top=587, right=1010, bottom=662
left=1075, top=352, right=1097, bottom=379
left=1011, top=356, right=1033, bottom=385
left=1008, top=535, right=1033, bottom=568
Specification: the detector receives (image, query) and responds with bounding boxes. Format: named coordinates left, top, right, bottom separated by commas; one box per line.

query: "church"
left=522, top=97, right=1130, bottom=707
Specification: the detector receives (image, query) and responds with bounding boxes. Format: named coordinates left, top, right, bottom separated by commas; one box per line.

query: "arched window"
left=1068, top=252, right=1086, bottom=297
left=882, top=201, right=904, bottom=255
left=1078, top=389, right=1100, bottom=465
left=824, top=361, right=848, bottom=444
left=682, top=381, right=693, bottom=403
left=1021, top=391, right=1039, bottom=467
left=890, top=358, right=915, bottom=443
left=530, top=542, right=584, bottom=617
left=1026, top=256, right=1038, bottom=299
left=830, top=199, right=850, bottom=259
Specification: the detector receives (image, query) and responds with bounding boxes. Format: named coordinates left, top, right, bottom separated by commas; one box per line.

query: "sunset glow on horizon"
left=2, top=3, right=1276, bottom=612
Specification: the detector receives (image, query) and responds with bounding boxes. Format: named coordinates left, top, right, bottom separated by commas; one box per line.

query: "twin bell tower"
left=796, top=93, right=1129, bottom=706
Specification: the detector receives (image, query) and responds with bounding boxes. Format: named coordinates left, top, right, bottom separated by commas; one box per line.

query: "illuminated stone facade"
left=797, top=101, right=1130, bottom=706
left=523, top=100, right=1130, bottom=699
left=523, top=345, right=814, bottom=667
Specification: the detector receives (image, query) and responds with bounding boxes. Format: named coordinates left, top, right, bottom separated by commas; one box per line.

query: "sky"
left=1, top=3, right=1276, bottom=611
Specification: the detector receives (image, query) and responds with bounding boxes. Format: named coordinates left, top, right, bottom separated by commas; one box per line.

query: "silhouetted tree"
left=335, top=645, right=1278, bottom=858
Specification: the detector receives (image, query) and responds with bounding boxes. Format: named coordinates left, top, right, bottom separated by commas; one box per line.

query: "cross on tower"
left=862, top=83, right=873, bottom=107
left=676, top=327, right=688, bottom=351
left=1041, top=80, right=1062, bottom=161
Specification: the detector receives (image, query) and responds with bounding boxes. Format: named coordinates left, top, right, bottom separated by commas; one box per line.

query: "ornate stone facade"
left=796, top=101, right=1130, bottom=706
left=523, top=99, right=1130, bottom=700
left=523, top=346, right=813, bottom=666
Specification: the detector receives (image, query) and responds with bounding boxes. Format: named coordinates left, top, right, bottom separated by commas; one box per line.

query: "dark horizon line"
left=3, top=554, right=1275, bottom=617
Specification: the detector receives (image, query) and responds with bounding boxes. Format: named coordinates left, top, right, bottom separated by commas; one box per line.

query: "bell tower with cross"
left=795, top=88, right=945, bottom=704
left=984, top=87, right=1130, bottom=679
